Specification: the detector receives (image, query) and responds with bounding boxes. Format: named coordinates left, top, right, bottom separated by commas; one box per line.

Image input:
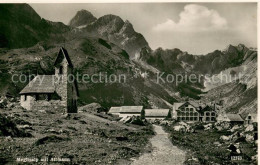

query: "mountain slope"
left=69, top=9, right=97, bottom=27
left=139, top=44, right=256, bottom=75
left=69, top=12, right=149, bottom=58
left=0, top=4, right=257, bottom=113
left=200, top=53, right=257, bottom=115
left=0, top=4, right=70, bottom=48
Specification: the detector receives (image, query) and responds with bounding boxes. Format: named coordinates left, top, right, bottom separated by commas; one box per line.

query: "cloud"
left=153, top=4, right=227, bottom=32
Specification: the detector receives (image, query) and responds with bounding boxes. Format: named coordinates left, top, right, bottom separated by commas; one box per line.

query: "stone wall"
left=20, top=94, right=66, bottom=113
left=20, top=95, right=35, bottom=110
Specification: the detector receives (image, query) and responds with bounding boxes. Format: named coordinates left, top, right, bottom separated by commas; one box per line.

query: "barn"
left=145, top=109, right=170, bottom=121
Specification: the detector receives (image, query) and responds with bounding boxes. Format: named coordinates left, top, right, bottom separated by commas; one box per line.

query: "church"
left=19, top=47, right=79, bottom=113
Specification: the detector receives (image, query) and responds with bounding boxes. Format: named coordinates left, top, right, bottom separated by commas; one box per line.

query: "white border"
left=0, top=0, right=259, bottom=3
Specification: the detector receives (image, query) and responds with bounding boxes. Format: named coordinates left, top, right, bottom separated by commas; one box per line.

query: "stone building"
left=172, top=102, right=216, bottom=122
left=20, top=47, right=79, bottom=113
left=197, top=105, right=216, bottom=122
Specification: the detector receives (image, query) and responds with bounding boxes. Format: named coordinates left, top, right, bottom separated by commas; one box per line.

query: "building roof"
left=189, top=101, right=201, bottom=108
left=120, top=106, right=143, bottom=113
left=226, top=114, right=244, bottom=122
left=108, top=107, right=121, bottom=113
left=145, top=109, right=169, bottom=117
left=173, top=103, right=185, bottom=109
left=54, top=47, right=73, bottom=68
left=20, top=75, right=55, bottom=94
left=198, top=105, right=215, bottom=113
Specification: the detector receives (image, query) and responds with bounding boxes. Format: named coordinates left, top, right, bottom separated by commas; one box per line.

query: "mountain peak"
left=69, top=9, right=97, bottom=27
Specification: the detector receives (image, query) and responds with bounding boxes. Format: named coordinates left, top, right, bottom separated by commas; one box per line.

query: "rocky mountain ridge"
left=0, top=4, right=257, bottom=113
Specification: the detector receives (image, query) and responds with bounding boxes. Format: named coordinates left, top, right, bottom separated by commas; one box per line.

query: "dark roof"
left=20, top=75, right=55, bottom=94
left=145, top=109, right=169, bottom=117
left=54, top=47, right=73, bottom=68
left=198, top=105, right=215, bottom=113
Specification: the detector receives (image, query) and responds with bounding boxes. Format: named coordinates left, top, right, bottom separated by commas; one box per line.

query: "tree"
left=141, top=109, right=145, bottom=120
left=165, top=110, right=172, bottom=120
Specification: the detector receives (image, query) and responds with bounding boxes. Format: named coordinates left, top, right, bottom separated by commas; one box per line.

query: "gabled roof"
left=226, top=114, right=244, bottom=122
left=241, top=113, right=258, bottom=122
left=177, top=102, right=199, bottom=109
left=108, top=107, right=121, bottom=113
left=120, top=106, right=143, bottom=113
left=145, top=109, right=169, bottom=117
left=189, top=101, right=201, bottom=108
left=247, top=113, right=258, bottom=122
left=173, top=102, right=185, bottom=109
left=198, top=105, right=215, bottom=113
left=54, top=47, right=73, bottom=68
left=20, top=75, right=55, bottom=94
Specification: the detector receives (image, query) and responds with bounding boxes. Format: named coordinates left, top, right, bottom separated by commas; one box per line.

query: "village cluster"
left=108, top=102, right=257, bottom=125
left=19, top=47, right=257, bottom=126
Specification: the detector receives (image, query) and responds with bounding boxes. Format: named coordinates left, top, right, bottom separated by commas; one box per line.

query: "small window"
left=194, top=117, right=198, bottom=121
left=182, top=117, right=185, bottom=121
left=24, top=95, right=27, bottom=101
left=206, top=112, right=210, bottom=116
left=211, top=117, right=215, bottom=121
left=211, top=112, right=215, bottom=116
left=194, top=112, right=198, bottom=116
left=59, top=66, right=63, bottom=74
left=248, top=116, right=252, bottom=120
left=206, top=117, right=210, bottom=121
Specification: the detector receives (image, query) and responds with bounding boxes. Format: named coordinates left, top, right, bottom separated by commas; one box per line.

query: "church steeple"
left=54, top=47, right=73, bottom=76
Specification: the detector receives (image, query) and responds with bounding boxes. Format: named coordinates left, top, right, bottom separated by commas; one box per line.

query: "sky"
left=30, top=3, right=257, bottom=55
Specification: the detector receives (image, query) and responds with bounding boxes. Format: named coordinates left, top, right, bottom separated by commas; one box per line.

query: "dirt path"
left=131, top=125, right=186, bottom=165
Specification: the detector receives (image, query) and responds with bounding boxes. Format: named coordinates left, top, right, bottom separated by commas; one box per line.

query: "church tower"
left=54, top=47, right=78, bottom=113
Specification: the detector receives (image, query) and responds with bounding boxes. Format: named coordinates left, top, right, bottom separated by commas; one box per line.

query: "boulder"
left=78, top=103, right=101, bottom=113
left=0, top=97, right=8, bottom=108
left=230, top=125, right=240, bottom=132
left=245, top=124, right=254, bottom=132
left=251, top=155, right=258, bottom=161
left=213, top=141, right=221, bottom=146
left=245, top=134, right=254, bottom=143
left=160, top=120, right=172, bottom=126
left=215, top=122, right=231, bottom=131
left=173, top=122, right=194, bottom=133
left=204, top=123, right=212, bottom=130
left=220, top=135, right=231, bottom=141
left=174, top=125, right=185, bottom=132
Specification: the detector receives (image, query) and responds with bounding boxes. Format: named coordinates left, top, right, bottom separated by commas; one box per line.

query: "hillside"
left=0, top=4, right=70, bottom=48
left=0, top=4, right=257, bottom=113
